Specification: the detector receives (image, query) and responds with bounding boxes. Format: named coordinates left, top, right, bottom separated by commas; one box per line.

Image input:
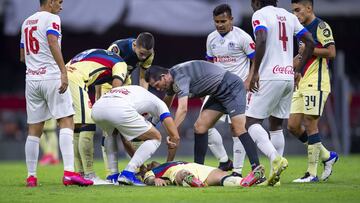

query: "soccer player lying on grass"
left=141, top=161, right=264, bottom=187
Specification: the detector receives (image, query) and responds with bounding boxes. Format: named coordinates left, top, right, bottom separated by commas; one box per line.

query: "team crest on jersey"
left=319, top=22, right=326, bottom=29
left=111, top=46, right=120, bottom=54
left=323, top=28, right=331, bottom=38
left=172, top=83, right=180, bottom=93
left=228, top=42, right=235, bottom=50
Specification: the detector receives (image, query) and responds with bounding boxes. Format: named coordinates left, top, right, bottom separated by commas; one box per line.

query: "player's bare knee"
left=57, top=116, right=74, bottom=129
left=194, top=121, right=209, bottom=134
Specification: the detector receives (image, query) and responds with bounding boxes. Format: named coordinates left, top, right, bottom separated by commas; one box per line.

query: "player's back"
left=252, top=6, right=305, bottom=80
left=21, top=11, right=62, bottom=80
left=105, top=85, right=169, bottom=117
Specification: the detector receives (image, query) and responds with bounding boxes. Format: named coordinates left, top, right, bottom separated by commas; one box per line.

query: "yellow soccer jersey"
left=67, top=49, right=127, bottom=88
left=299, top=18, right=335, bottom=92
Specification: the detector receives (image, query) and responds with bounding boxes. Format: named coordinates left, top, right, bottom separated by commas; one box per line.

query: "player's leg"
left=104, top=131, right=120, bottom=184
left=119, top=126, right=161, bottom=186
left=25, top=80, right=48, bottom=187
left=193, top=107, right=223, bottom=164
left=200, top=96, right=230, bottom=168
left=39, top=119, right=59, bottom=165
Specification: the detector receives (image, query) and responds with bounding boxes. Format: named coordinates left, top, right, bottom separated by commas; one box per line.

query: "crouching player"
left=91, top=85, right=180, bottom=186
left=142, top=161, right=264, bottom=187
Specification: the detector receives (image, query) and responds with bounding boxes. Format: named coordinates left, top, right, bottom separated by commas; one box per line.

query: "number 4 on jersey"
left=278, top=22, right=288, bottom=52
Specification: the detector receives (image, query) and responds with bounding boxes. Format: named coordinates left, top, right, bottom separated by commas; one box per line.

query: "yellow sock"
left=307, top=143, right=321, bottom=176
left=319, top=144, right=330, bottom=162
left=73, top=132, right=84, bottom=173
left=79, top=131, right=95, bottom=175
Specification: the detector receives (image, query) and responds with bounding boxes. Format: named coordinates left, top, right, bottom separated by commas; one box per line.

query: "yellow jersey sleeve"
left=112, top=61, right=127, bottom=83
left=138, top=53, right=154, bottom=69
left=316, top=21, right=335, bottom=47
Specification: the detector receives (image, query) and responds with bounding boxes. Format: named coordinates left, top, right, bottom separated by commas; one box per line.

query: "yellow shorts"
left=290, top=90, right=329, bottom=116
left=69, top=81, right=94, bottom=124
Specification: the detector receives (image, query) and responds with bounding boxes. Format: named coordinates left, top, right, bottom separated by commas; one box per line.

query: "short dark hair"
left=145, top=65, right=169, bottom=83
left=257, top=0, right=278, bottom=7
left=136, top=32, right=155, bottom=50
left=40, top=0, right=48, bottom=6
left=291, top=0, right=313, bottom=6
left=213, top=4, right=232, bottom=17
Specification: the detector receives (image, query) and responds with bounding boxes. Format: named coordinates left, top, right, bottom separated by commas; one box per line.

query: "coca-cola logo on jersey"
left=272, top=65, right=294, bottom=75
left=109, top=88, right=130, bottom=95
left=26, top=67, right=47, bottom=75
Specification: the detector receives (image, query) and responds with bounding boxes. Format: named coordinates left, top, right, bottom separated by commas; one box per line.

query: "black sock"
left=194, top=132, right=208, bottom=164
left=238, top=132, right=260, bottom=170
left=298, top=131, right=308, bottom=143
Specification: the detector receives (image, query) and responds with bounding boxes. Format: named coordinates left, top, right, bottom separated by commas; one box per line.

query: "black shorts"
left=203, top=72, right=246, bottom=117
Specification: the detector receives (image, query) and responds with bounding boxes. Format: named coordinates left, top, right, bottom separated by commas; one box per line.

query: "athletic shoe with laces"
left=106, top=173, right=120, bottom=185
left=118, top=170, right=146, bottom=186
left=84, top=174, right=112, bottom=185
left=39, top=154, right=60, bottom=166
left=63, top=171, right=94, bottom=186
left=268, top=156, right=288, bottom=186
left=218, top=159, right=233, bottom=171
left=293, top=172, right=319, bottom=183
left=240, top=165, right=265, bottom=187
left=26, top=175, right=37, bottom=187
left=183, top=174, right=205, bottom=187
left=321, top=151, right=339, bottom=181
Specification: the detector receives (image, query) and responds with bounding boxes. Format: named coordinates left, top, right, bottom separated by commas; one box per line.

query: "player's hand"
left=59, top=72, right=69, bottom=94
left=154, top=178, right=168, bottom=186
left=244, top=77, right=251, bottom=92
left=249, top=73, right=259, bottom=93
left=298, top=42, right=305, bottom=55
left=166, top=136, right=177, bottom=149
left=294, top=72, right=302, bottom=90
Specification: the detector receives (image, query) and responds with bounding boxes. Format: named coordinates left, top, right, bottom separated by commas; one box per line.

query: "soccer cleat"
left=293, top=172, right=319, bottom=183
left=183, top=174, right=205, bottom=187
left=321, top=151, right=339, bottom=181
left=84, top=174, right=112, bottom=186
left=26, top=176, right=37, bottom=187
left=106, top=173, right=120, bottom=185
left=118, top=170, right=146, bottom=186
left=240, top=165, right=265, bottom=187
left=218, top=159, right=233, bottom=171
left=268, top=156, right=288, bottom=186
left=63, top=171, right=94, bottom=186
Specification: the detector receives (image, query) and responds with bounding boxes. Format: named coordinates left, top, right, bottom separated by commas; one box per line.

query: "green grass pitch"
left=0, top=155, right=359, bottom=203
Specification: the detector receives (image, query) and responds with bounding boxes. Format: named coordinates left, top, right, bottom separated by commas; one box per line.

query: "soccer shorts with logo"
left=68, top=81, right=94, bottom=125
left=245, top=80, right=294, bottom=119
left=26, top=79, right=74, bottom=124
left=91, top=97, right=152, bottom=141
left=290, top=89, right=329, bottom=116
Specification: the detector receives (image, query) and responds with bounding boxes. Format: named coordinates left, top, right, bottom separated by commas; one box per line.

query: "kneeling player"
left=91, top=85, right=180, bottom=186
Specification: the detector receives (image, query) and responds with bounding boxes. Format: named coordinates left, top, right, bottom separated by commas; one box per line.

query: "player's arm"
left=161, top=117, right=180, bottom=162
left=313, top=45, right=336, bottom=59
left=313, top=23, right=336, bottom=60
left=20, top=48, right=25, bottom=63
left=112, top=61, right=127, bottom=87
left=174, top=96, right=188, bottom=129
left=48, top=34, right=68, bottom=93
left=163, top=94, right=175, bottom=108
left=139, top=68, right=149, bottom=89
left=120, top=134, right=137, bottom=157
left=296, top=32, right=315, bottom=73
left=95, top=85, right=102, bottom=100
left=253, top=29, right=266, bottom=75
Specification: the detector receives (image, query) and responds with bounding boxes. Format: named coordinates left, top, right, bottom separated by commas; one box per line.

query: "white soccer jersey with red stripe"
left=251, top=6, right=307, bottom=81
left=21, top=11, right=62, bottom=80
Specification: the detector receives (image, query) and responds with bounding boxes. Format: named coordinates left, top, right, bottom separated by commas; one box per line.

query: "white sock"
left=248, top=124, right=278, bottom=162
left=208, top=128, right=228, bottom=163
left=270, top=130, right=285, bottom=156
left=105, top=134, right=119, bottom=174
left=25, top=136, right=40, bottom=177
left=125, top=139, right=161, bottom=172
left=59, top=128, right=75, bottom=172
left=232, top=137, right=245, bottom=174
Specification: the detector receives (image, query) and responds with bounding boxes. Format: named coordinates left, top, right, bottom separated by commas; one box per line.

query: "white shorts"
left=26, top=79, right=74, bottom=124
left=91, top=97, right=152, bottom=141
left=245, top=80, right=294, bottom=119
